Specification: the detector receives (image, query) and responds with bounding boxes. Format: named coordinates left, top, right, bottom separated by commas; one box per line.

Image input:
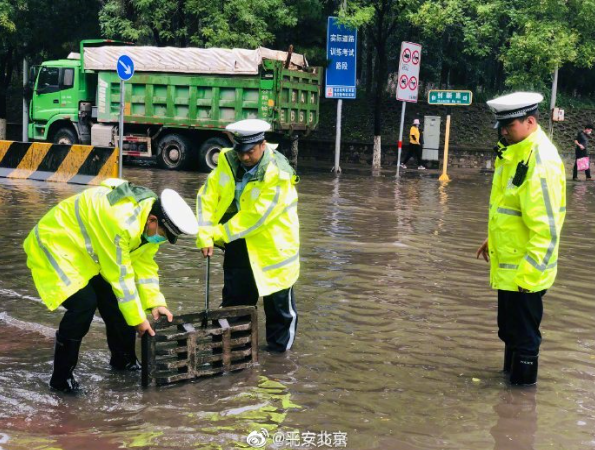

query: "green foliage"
left=415, top=0, right=595, bottom=90
left=100, top=0, right=298, bottom=48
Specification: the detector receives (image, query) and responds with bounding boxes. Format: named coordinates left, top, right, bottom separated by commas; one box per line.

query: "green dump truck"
left=26, top=40, right=322, bottom=171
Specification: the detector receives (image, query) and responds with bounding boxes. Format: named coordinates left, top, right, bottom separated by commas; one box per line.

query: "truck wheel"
left=198, top=137, right=231, bottom=172
left=156, top=133, right=193, bottom=170
left=53, top=127, right=78, bottom=145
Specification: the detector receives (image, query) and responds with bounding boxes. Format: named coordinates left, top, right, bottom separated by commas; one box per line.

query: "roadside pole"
left=548, top=65, right=559, bottom=139
left=116, top=54, right=134, bottom=179
left=118, top=79, right=124, bottom=178
left=439, top=110, right=451, bottom=182
left=22, top=58, right=29, bottom=143
left=396, top=102, right=406, bottom=177
left=395, top=41, right=422, bottom=179
left=333, top=100, right=343, bottom=173
left=428, top=90, right=473, bottom=183
left=326, top=2, right=357, bottom=174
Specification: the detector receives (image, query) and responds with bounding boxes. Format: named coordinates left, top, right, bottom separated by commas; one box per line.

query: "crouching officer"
left=476, top=92, right=566, bottom=386
left=23, top=179, right=199, bottom=392
left=195, top=119, right=300, bottom=353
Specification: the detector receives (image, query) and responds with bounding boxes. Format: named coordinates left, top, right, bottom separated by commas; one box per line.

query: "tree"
left=414, top=0, right=595, bottom=92
left=0, top=0, right=101, bottom=138
left=100, top=0, right=298, bottom=49
left=340, top=0, right=419, bottom=171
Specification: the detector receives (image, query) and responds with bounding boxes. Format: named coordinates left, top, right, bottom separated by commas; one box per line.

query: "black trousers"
left=59, top=275, right=136, bottom=359
left=497, top=289, right=545, bottom=356
left=573, top=158, right=592, bottom=179
left=403, top=143, right=423, bottom=166
left=222, top=239, right=298, bottom=352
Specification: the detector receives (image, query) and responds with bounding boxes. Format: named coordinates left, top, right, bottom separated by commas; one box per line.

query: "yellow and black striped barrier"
left=0, top=141, right=118, bottom=185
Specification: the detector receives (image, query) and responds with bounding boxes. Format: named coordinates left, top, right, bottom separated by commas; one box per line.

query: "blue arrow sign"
left=117, top=54, right=135, bottom=81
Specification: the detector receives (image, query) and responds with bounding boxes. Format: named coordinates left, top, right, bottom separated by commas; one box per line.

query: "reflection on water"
left=1, top=169, right=595, bottom=449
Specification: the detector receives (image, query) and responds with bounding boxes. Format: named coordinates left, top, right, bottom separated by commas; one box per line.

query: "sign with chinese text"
left=396, top=41, right=422, bottom=103
left=428, top=90, right=473, bottom=106
left=325, top=16, right=357, bottom=99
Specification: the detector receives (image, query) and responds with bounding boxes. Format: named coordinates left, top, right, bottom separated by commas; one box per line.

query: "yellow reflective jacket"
left=195, top=145, right=299, bottom=296
left=23, top=179, right=167, bottom=326
left=488, top=126, right=566, bottom=292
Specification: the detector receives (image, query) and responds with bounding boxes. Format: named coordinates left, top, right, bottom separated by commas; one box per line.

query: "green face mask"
left=143, top=232, right=167, bottom=244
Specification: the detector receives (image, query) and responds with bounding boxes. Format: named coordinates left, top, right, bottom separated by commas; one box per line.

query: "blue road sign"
left=325, top=17, right=357, bottom=99
left=117, top=54, right=135, bottom=81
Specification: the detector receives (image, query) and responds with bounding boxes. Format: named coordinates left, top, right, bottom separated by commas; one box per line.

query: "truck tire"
left=198, top=136, right=231, bottom=172
left=156, top=133, right=193, bottom=170
left=53, top=127, right=79, bottom=145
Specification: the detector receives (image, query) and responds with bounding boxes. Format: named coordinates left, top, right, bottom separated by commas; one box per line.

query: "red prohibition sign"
left=409, top=76, right=418, bottom=91
left=399, top=74, right=409, bottom=89
left=412, top=50, right=420, bottom=65
left=402, top=48, right=411, bottom=63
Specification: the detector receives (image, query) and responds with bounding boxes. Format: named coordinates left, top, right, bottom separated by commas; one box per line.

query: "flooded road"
left=1, top=167, right=595, bottom=450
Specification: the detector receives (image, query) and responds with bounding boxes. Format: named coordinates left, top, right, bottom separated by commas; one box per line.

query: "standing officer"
left=195, top=119, right=300, bottom=353
left=476, top=92, right=566, bottom=386
left=24, top=178, right=199, bottom=392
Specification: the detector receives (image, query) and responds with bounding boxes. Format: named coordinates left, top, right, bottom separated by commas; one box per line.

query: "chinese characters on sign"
left=325, top=17, right=357, bottom=99
left=396, top=41, right=422, bottom=103
left=428, top=90, right=473, bottom=106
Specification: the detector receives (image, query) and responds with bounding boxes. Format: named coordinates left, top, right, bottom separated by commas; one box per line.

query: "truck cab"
left=28, top=58, right=92, bottom=144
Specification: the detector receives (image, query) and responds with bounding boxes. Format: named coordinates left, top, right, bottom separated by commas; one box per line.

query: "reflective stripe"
left=535, top=151, right=558, bottom=268
left=283, top=200, right=298, bottom=214
left=115, top=235, right=138, bottom=303
left=497, top=207, right=522, bottom=217
left=226, top=185, right=281, bottom=242
left=263, top=252, right=299, bottom=272
left=137, top=278, right=159, bottom=285
left=126, top=206, right=141, bottom=226
left=560, top=206, right=567, bottom=212
left=75, top=196, right=98, bottom=264
left=35, top=225, right=71, bottom=286
left=286, top=287, right=297, bottom=351
left=499, top=264, right=519, bottom=269
left=524, top=255, right=558, bottom=272
left=197, top=183, right=210, bottom=226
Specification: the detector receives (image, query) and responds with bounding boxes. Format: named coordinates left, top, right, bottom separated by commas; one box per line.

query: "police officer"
left=476, top=92, right=566, bottom=386
left=24, top=179, right=199, bottom=392
left=195, top=119, right=300, bottom=353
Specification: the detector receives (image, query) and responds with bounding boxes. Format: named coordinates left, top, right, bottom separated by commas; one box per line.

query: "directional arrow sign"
left=117, top=54, right=135, bottom=81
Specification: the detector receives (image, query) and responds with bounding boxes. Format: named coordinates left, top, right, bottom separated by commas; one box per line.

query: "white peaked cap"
left=160, top=189, right=199, bottom=241
left=226, top=119, right=271, bottom=136
left=487, top=92, right=544, bottom=121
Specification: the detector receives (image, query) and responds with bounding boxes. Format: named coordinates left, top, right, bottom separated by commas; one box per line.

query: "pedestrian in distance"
left=400, top=118, right=426, bottom=170
left=195, top=119, right=300, bottom=353
left=476, top=92, right=566, bottom=386
left=572, top=123, right=593, bottom=181
left=23, top=179, right=199, bottom=392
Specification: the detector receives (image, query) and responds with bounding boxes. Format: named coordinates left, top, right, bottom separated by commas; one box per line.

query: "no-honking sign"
left=396, top=41, right=422, bottom=103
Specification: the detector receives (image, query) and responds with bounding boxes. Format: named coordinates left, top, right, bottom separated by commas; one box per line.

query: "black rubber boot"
left=510, top=353, right=538, bottom=386
left=503, top=346, right=513, bottom=373
left=106, top=324, right=140, bottom=371
left=49, top=332, right=81, bottom=392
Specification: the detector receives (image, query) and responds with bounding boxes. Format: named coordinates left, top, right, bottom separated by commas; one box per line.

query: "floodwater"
left=1, top=166, right=595, bottom=450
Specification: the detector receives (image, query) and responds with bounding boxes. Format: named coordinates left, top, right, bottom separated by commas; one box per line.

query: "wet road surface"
left=1, top=167, right=595, bottom=449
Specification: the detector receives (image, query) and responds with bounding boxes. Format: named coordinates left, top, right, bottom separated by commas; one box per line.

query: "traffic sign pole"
left=116, top=54, right=135, bottom=179
left=333, top=99, right=343, bottom=173
left=395, top=41, right=421, bottom=178
left=118, top=79, right=124, bottom=178
left=396, top=101, right=406, bottom=178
